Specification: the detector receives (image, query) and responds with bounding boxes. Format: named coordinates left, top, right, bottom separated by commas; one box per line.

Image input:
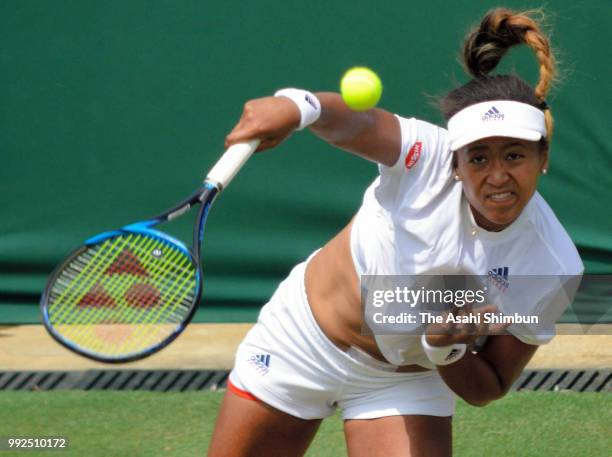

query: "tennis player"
left=207, top=8, right=583, bottom=457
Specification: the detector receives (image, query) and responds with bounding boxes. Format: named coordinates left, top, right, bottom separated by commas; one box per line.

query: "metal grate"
left=0, top=370, right=229, bottom=392
left=513, top=369, right=611, bottom=392
left=0, top=369, right=610, bottom=393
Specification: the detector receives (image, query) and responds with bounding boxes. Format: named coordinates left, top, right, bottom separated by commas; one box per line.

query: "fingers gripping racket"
left=40, top=140, right=259, bottom=363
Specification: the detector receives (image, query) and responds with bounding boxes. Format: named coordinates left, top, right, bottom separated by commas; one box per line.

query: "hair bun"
left=463, top=8, right=555, bottom=103
left=464, top=8, right=520, bottom=77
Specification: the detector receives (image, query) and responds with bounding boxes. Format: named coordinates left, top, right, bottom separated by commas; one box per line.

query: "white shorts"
left=229, top=258, right=456, bottom=420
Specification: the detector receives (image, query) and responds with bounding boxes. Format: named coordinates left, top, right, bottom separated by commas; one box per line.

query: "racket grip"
left=205, top=139, right=260, bottom=190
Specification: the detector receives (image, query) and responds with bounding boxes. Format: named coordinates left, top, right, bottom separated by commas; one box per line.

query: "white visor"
left=447, top=100, right=546, bottom=151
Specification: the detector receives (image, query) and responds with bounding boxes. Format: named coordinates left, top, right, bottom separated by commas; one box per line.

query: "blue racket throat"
left=85, top=181, right=219, bottom=251
left=194, top=185, right=218, bottom=257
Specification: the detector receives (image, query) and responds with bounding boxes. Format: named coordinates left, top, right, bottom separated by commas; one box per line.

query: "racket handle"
left=205, top=140, right=260, bottom=190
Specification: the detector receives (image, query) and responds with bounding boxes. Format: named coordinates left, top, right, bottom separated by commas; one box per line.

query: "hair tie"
left=539, top=100, right=549, bottom=110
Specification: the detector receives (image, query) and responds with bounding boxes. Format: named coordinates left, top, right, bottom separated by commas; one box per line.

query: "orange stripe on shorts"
left=227, top=379, right=259, bottom=402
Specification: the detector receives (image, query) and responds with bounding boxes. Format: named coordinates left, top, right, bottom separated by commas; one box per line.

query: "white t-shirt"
left=350, top=115, right=584, bottom=367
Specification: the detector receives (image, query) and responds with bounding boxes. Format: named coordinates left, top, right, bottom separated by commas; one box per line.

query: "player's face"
left=455, top=136, right=548, bottom=231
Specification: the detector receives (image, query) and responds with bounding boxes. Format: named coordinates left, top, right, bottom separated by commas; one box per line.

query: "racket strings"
left=52, top=234, right=194, bottom=320
left=64, top=237, right=176, bottom=321
left=51, top=239, right=193, bottom=327
left=50, top=236, right=192, bottom=323
left=46, top=233, right=198, bottom=356
left=51, top=260, right=195, bottom=353
left=51, top=235, right=132, bottom=321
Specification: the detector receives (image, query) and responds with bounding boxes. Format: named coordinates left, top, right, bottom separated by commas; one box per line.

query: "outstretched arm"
left=225, top=91, right=401, bottom=167
left=309, top=92, right=401, bottom=166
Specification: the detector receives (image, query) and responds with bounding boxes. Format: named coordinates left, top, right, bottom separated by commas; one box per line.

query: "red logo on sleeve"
left=405, top=141, right=422, bottom=170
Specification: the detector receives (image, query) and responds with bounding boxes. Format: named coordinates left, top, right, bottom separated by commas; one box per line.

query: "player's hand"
left=225, top=96, right=301, bottom=152
left=424, top=304, right=510, bottom=347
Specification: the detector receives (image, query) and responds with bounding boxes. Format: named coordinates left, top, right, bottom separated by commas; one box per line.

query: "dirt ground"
left=1, top=324, right=610, bottom=371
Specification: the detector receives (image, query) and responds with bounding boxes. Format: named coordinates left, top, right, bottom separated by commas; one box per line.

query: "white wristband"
left=421, top=334, right=466, bottom=366
left=274, top=88, right=321, bottom=130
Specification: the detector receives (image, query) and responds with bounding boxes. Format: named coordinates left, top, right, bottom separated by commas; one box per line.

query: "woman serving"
left=208, top=8, right=583, bottom=457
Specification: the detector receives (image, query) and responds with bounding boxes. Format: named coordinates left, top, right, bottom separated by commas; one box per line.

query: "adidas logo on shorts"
left=248, top=353, right=271, bottom=375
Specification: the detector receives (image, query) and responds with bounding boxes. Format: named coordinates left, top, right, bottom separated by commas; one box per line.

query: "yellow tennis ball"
left=340, top=67, right=383, bottom=111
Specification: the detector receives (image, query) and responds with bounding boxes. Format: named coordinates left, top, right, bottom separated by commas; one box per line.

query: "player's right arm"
left=310, top=92, right=401, bottom=166
left=225, top=92, right=401, bottom=167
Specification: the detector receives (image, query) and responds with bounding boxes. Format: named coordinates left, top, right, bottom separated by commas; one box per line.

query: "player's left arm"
left=436, top=335, right=538, bottom=406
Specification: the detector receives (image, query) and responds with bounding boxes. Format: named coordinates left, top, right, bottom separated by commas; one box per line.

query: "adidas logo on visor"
left=481, top=106, right=504, bottom=121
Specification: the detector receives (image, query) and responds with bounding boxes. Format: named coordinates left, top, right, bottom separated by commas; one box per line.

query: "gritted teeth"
left=488, top=191, right=514, bottom=200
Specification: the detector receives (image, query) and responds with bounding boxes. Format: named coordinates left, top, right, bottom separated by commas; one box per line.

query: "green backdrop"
left=1, top=0, right=610, bottom=323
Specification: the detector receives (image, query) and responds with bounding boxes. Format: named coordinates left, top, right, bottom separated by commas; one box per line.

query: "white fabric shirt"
left=350, top=115, right=584, bottom=367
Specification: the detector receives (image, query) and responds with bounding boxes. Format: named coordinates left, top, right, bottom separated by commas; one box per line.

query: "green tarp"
left=1, top=0, right=610, bottom=323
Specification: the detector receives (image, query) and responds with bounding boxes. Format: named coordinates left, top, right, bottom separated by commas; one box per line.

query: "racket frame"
left=40, top=139, right=258, bottom=362
left=40, top=182, right=219, bottom=363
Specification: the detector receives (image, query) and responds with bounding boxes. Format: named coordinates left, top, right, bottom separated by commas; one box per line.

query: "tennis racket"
left=40, top=139, right=259, bottom=363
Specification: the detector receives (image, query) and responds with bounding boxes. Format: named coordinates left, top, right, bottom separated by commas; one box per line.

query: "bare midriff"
left=305, top=219, right=430, bottom=373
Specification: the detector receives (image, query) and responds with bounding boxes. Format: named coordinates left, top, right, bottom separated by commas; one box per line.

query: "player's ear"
left=539, top=141, right=549, bottom=174
left=452, top=151, right=462, bottom=181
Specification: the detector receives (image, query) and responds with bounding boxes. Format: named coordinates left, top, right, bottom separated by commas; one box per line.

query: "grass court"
left=1, top=390, right=610, bottom=456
